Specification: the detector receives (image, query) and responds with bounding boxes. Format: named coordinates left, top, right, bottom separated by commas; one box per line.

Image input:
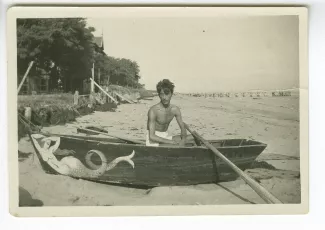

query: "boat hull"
left=46, top=134, right=267, bottom=187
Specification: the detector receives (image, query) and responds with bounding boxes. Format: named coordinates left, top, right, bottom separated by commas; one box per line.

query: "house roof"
left=93, top=36, right=104, bottom=49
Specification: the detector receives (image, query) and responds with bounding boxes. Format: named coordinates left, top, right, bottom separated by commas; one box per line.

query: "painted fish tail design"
left=106, top=150, right=136, bottom=171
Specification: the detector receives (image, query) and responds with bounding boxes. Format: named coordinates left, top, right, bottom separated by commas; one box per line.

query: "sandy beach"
left=18, top=94, right=301, bottom=206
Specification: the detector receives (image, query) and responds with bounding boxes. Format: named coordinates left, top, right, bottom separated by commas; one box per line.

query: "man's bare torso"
left=147, top=103, right=177, bottom=132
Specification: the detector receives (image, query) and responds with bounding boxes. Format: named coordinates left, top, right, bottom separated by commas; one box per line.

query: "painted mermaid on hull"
left=30, top=134, right=135, bottom=179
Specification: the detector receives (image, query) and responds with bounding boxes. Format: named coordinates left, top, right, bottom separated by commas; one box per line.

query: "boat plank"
left=52, top=135, right=266, bottom=186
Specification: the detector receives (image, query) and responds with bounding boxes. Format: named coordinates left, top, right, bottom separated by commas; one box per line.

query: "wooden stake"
left=184, top=123, right=283, bottom=204
left=90, top=62, right=95, bottom=93
left=24, top=107, right=32, bottom=121
left=98, top=68, right=101, bottom=84
left=89, top=78, right=118, bottom=104
left=74, top=91, right=79, bottom=105
left=17, top=61, right=34, bottom=94
left=114, top=91, right=134, bottom=104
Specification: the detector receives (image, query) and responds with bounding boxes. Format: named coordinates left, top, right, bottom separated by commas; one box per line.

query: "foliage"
left=17, top=18, right=144, bottom=93
left=94, top=54, right=144, bottom=88
left=17, top=18, right=96, bottom=92
left=18, top=93, right=93, bottom=129
left=107, top=84, right=154, bottom=98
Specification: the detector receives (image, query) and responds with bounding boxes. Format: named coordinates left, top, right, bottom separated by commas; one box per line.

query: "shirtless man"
left=146, top=79, right=193, bottom=146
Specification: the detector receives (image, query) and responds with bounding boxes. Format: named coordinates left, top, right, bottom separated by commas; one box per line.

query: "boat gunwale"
left=43, top=132, right=267, bottom=150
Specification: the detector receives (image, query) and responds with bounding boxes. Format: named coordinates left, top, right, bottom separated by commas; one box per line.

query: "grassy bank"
left=17, top=86, right=155, bottom=138
left=18, top=94, right=92, bottom=124
left=18, top=93, right=95, bottom=139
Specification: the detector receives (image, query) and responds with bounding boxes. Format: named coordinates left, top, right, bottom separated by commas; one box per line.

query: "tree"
left=17, top=18, right=144, bottom=93
left=94, top=55, right=143, bottom=88
left=17, top=18, right=96, bottom=92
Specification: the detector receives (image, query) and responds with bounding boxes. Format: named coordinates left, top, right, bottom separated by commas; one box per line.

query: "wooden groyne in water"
left=183, top=89, right=297, bottom=98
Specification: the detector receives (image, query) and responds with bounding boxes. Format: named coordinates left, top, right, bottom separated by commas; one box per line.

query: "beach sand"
left=18, top=95, right=301, bottom=206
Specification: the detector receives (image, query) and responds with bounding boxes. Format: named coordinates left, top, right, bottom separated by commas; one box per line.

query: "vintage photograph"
left=7, top=6, right=308, bottom=216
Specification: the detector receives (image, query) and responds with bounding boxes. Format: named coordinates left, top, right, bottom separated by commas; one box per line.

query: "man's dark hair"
left=156, top=79, right=175, bottom=94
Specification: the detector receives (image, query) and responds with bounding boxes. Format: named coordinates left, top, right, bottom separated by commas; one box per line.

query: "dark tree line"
left=17, top=18, right=143, bottom=93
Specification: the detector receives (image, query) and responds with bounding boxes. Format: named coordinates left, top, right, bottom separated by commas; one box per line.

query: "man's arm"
left=148, top=108, right=175, bottom=145
left=175, top=107, right=187, bottom=145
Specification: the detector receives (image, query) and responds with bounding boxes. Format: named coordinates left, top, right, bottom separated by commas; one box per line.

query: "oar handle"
left=184, top=123, right=282, bottom=204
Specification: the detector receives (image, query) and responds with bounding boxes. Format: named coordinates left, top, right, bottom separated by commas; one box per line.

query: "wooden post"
left=26, top=74, right=30, bottom=94
left=104, top=86, right=108, bottom=103
left=74, top=91, right=79, bottom=105
left=90, top=78, right=118, bottom=104
left=114, top=91, right=134, bottom=104
left=90, top=62, right=95, bottom=93
left=46, top=78, right=49, bottom=93
left=24, top=107, right=32, bottom=121
left=18, top=61, right=34, bottom=94
left=107, top=74, right=110, bottom=85
left=89, top=93, right=95, bottom=107
left=98, top=68, right=101, bottom=85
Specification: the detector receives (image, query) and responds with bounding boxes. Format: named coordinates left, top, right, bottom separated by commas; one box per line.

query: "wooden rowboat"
left=29, top=132, right=267, bottom=187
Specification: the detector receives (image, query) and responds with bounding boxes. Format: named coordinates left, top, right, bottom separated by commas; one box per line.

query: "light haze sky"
left=87, top=15, right=299, bottom=93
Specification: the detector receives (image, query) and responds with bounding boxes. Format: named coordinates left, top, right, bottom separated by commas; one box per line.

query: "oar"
left=77, top=127, right=145, bottom=145
left=184, top=123, right=283, bottom=204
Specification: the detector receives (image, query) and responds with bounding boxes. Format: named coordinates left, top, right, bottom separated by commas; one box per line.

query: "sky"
left=87, top=15, right=299, bottom=93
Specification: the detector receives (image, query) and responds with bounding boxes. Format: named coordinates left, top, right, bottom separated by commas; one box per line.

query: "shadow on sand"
left=19, top=186, right=44, bottom=207
left=18, top=151, right=33, bottom=162
left=216, top=184, right=256, bottom=204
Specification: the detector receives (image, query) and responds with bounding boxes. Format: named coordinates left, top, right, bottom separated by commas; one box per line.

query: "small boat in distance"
left=29, top=132, right=267, bottom=187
